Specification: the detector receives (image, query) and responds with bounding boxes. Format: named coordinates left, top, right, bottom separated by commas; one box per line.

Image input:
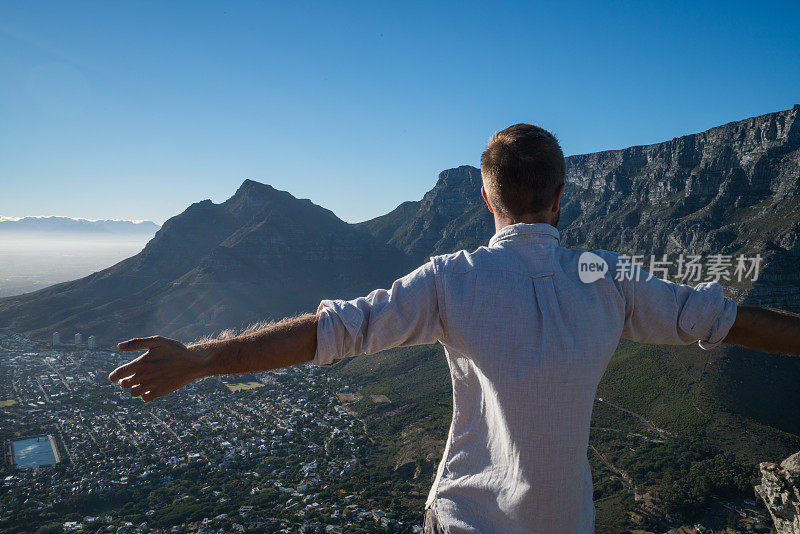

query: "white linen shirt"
left=313, top=222, right=737, bottom=533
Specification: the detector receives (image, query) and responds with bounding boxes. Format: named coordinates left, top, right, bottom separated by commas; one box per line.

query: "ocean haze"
left=0, top=217, right=158, bottom=297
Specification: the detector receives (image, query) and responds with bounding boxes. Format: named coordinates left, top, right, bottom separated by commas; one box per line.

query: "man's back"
left=425, top=223, right=623, bottom=532
left=314, top=222, right=736, bottom=533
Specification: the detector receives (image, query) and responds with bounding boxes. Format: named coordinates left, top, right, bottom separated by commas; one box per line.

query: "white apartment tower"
left=74, top=333, right=82, bottom=346
left=87, top=335, right=96, bottom=350
left=52, top=332, right=60, bottom=346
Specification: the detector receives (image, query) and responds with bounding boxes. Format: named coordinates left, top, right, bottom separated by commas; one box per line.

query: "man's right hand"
left=108, top=336, right=209, bottom=402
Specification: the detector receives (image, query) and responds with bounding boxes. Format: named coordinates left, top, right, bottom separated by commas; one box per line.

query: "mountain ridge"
left=2, top=105, right=799, bottom=342
left=0, top=182, right=411, bottom=344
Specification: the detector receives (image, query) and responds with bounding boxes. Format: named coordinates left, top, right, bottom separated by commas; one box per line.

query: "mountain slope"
left=560, top=105, right=800, bottom=310
left=0, top=180, right=411, bottom=344
left=356, top=166, right=494, bottom=262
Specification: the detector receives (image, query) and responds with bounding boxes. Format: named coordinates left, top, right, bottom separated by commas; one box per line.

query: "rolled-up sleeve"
left=313, top=260, right=444, bottom=366
left=620, top=266, right=737, bottom=350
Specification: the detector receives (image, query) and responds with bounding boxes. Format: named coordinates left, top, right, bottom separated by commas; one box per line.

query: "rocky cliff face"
left=359, top=105, right=800, bottom=310
left=356, top=165, right=494, bottom=262
left=562, top=104, right=800, bottom=253
left=756, top=451, right=800, bottom=534
left=560, top=105, right=800, bottom=310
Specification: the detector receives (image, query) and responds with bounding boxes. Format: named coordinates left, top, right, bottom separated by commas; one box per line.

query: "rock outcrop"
left=356, top=165, right=494, bottom=261
left=756, top=451, right=800, bottom=534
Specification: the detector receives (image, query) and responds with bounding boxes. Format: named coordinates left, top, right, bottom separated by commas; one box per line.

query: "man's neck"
left=493, top=212, right=557, bottom=233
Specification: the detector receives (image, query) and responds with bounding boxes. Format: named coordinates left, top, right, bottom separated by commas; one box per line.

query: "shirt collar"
left=488, top=222, right=561, bottom=248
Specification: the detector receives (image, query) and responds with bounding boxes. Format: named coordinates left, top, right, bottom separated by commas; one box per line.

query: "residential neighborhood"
left=0, top=333, right=417, bottom=533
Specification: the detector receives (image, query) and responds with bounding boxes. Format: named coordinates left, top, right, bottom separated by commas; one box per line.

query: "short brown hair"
left=480, top=124, right=565, bottom=217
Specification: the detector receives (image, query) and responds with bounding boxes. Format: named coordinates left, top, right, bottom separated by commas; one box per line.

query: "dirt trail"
left=596, top=398, right=671, bottom=439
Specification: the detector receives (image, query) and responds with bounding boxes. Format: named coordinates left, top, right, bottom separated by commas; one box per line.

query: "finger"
left=129, top=384, right=150, bottom=397
left=118, top=336, right=164, bottom=352
left=117, top=376, right=137, bottom=388
left=142, top=388, right=167, bottom=402
left=108, top=355, right=147, bottom=381
left=118, top=372, right=154, bottom=388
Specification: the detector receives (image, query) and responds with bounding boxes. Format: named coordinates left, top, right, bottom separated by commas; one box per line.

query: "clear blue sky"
left=1, top=1, right=798, bottom=224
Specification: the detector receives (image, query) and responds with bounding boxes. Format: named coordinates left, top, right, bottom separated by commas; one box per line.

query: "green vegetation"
left=331, top=338, right=800, bottom=532
left=224, top=381, right=266, bottom=392
left=331, top=344, right=452, bottom=525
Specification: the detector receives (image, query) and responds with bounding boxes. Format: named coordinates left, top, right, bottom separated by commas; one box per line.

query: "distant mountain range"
left=0, top=106, right=798, bottom=345
left=0, top=216, right=160, bottom=236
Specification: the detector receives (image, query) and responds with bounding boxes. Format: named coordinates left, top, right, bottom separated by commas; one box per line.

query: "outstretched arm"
left=109, top=259, right=443, bottom=400
left=723, top=305, right=800, bottom=355
left=108, top=314, right=318, bottom=401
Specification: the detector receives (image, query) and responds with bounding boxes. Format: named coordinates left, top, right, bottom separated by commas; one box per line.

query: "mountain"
left=560, top=104, right=800, bottom=312
left=7, top=106, right=797, bottom=345
left=0, top=180, right=411, bottom=345
left=0, top=216, right=160, bottom=236
left=1, top=105, right=799, bottom=530
left=355, top=166, right=494, bottom=262
left=344, top=105, right=800, bottom=530
left=359, top=105, right=800, bottom=311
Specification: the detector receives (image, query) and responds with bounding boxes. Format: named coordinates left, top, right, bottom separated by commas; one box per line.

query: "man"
left=109, top=124, right=800, bottom=533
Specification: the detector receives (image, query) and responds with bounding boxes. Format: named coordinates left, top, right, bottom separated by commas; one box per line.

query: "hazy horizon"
left=0, top=231, right=156, bottom=297
left=0, top=214, right=159, bottom=224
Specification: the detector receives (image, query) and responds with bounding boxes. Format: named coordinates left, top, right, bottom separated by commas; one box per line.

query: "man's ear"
left=551, top=183, right=565, bottom=213
left=481, top=186, right=494, bottom=214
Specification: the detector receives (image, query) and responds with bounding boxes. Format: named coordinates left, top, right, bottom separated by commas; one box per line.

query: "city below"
left=0, top=332, right=420, bottom=533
